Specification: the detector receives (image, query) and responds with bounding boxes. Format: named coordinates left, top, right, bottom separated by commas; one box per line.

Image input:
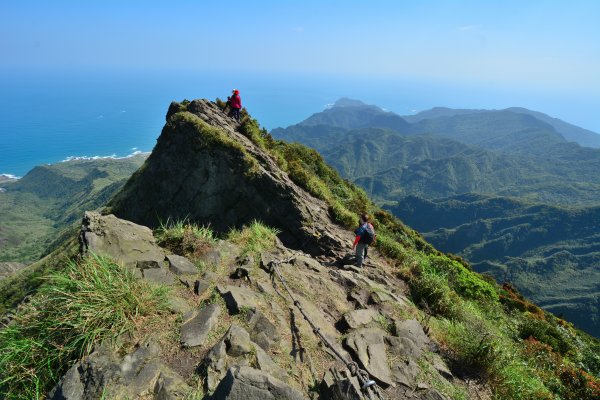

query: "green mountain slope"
left=0, top=155, right=146, bottom=263
left=271, top=99, right=600, bottom=339
left=387, top=194, right=600, bottom=336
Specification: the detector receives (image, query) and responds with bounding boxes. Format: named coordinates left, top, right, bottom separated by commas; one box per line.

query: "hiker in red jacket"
left=229, top=89, right=242, bottom=121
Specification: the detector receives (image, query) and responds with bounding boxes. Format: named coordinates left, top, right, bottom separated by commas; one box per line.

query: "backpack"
left=361, top=223, right=375, bottom=245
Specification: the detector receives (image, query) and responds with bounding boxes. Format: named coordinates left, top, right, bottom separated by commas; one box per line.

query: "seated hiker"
left=229, top=89, right=242, bottom=121
left=353, top=213, right=376, bottom=267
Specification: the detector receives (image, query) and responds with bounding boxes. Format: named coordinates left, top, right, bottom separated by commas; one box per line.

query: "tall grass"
left=227, top=220, right=280, bottom=255
left=155, top=217, right=216, bottom=257
left=0, top=254, right=169, bottom=399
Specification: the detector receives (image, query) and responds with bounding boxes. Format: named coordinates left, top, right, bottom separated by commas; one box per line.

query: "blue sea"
left=1, top=67, right=597, bottom=177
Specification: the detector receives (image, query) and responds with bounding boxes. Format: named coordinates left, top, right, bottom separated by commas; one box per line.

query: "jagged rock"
left=386, top=336, right=423, bottom=359
left=320, top=368, right=364, bottom=400
left=217, top=285, right=259, bottom=314
left=368, top=291, right=394, bottom=304
left=194, top=279, right=211, bottom=296
left=49, top=343, right=190, bottom=399
left=344, top=328, right=394, bottom=387
left=254, top=346, right=288, bottom=382
left=82, top=211, right=165, bottom=268
left=107, top=99, right=349, bottom=256
left=340, top=308, right=379, bottom=331
left=395, top=319, right=429, bottom=350
left=391, top=359, right=421, bottom=388
left=166, top=254, right=198, bottom=275
left=180, top=303, right=221, bottom=347
left=291, top=254, right=326, bottom=273
left=226, top=325, right=254, bottom=357
left=210, top=366, right=305, bottom=400
left=247, top=309, right=280, bottom=351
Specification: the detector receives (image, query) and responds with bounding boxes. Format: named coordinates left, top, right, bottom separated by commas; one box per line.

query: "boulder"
left=217, top=285, right=259, bottom=314
left=166, top=254, right=198, bottom=275
left=49, top=343, right=190, bottom=399
left=210, top=366, right=305, bottom=400
left=180, top=303, right=222, bottom=347
left=82, top=211, right=165, bottom=268
left=344, top=328, right=394, bottom=387
left=340, top=308, right=379, bottom=331
left=246, top=310, right=280, bottom=351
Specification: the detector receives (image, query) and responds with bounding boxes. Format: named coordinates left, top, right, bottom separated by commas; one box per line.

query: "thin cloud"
left=458, top=25, right=480, bottom=31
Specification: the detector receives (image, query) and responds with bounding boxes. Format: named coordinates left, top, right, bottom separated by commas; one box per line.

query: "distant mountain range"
left=272, top=98, right=600, bottom=337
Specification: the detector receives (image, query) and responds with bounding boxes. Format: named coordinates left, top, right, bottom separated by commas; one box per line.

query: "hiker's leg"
left=364, top=246, right=368, bottom=259
left=355, top=243, right=366, bottom=267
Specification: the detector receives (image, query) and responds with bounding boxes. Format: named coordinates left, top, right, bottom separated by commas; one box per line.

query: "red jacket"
left=230, top=94, right=242, bottom=109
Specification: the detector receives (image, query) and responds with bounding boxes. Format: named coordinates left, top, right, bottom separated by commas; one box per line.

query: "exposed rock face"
left=107, top=99, right=349, bottom=255
left=82, top=211, right=165, bottom=269
left=49, top=343, right=190, bottom=400
left=210, top=366, right=305, bottom=400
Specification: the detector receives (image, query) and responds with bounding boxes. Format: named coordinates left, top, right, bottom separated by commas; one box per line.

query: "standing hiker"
left=353, top=214, right=376, bottom=268
left=229, top=89, right=242, bottom=121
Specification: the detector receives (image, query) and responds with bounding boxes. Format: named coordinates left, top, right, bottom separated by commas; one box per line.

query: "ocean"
left=1, top=67, right=597, bottom=177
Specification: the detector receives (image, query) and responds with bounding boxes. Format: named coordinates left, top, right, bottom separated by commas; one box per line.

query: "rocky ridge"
left=48, top=100, right=479, bottom=399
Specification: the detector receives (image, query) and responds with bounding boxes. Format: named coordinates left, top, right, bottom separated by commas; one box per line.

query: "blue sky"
left=1, top=1, right=599, bottom=130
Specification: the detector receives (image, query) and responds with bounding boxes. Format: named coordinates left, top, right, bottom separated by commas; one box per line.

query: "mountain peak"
left=332, top=97, right=370, bottom=108
left=107, top=99, right=349, bottom=255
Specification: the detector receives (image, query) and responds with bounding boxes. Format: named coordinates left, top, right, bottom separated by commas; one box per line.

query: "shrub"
left=0, top=254, right=169, bottom=399
left=427, top=255, right=498, bottom=302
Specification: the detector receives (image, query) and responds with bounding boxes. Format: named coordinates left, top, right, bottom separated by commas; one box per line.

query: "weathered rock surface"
left=340, top=308, right=379, bottom=331
left=210, top=366, right=305, bottom=400
left=107, top=99, right=350, bottom=255
left=180, top=303, right=221, bottom=347
left=166, top=254, right=198, bottom=275
left=217, top=285, right=260, bottom=314
left=49, top=343, right=190, bottom=399
left=82, top=211, right=165, bottom=268
left=344, top=328, right=394, bottom=387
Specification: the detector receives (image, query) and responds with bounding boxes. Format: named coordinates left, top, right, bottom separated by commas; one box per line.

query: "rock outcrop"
left=107, top=99, right=348, bottom=256
left=46, top=101, right=462, bottom=399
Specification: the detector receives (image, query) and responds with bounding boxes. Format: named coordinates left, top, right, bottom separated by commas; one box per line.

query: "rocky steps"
left=49, top=100, right=468, bottom=399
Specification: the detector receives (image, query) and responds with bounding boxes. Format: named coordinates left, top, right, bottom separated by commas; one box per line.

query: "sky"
left=1, top=0, right=599, bottom=130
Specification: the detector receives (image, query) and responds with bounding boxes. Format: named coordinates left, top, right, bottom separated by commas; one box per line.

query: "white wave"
left=0, top=173, right=21, bottom=180
left=60, top=150, right=149, bottom=163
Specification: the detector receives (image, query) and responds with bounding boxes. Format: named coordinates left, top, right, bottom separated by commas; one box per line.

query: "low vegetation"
left=0, top=254, right=169, bottom=399
left=233, top=105, right=600, bottom=399
left=155, top=218, right=216, bottom=258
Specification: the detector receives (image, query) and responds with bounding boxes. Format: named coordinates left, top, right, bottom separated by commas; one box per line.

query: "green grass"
left=0, top=254, right=170, bottom=399
left=154, top=217, right=216, bottom=257
left=227, top=220, right=280, bottom=256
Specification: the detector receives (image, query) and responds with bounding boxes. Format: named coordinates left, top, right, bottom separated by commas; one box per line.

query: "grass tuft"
left=0, top=254, right=169, bottom=399
left=155, top=217, right=215, bottom=257
left=227, top=220, right=280, bottom=256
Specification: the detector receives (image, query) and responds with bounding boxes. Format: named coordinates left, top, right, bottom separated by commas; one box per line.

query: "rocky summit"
left=44, top=100, right=464, bottom=399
